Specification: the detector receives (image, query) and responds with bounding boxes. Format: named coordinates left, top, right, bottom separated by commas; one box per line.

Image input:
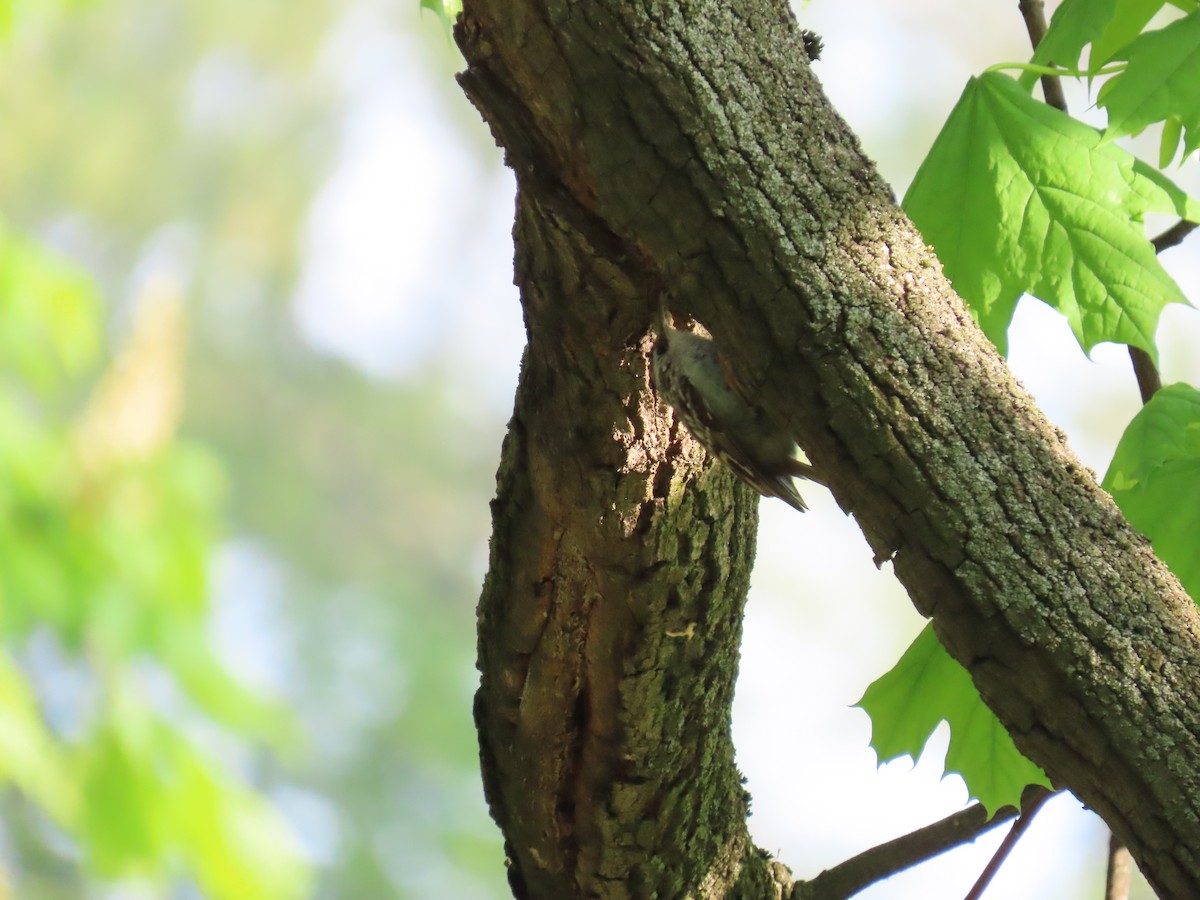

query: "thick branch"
left=459, top=1, right=1200, bottom=897
left=467, top=140, right=782, bottom=900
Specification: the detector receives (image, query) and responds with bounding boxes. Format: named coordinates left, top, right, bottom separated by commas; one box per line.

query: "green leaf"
left=166, top=624, right=294, bottom=742
left=1098, top=11, right=1200, bottom=157
left=0, top=0, right=98, bottom=41
left=0, top=657, right=77, bottom=822
left=1103, top=382, right=1200, bottom=599
left=1022, top=0, right=1117, bottom=89
left=0, top=222, right=101, bottom=391
left=857, top=624, right=1051, bottom=813
left=170, top=742, right=310, bottom=900
left=1161, top=115, right=1184, bottom=166
left=78, top=681, right=310, bottom=898
left=419, top=0, right=462, bottom=39
left=80, top=721, right=170, bottom=875
left=1020, top=0, right=1177, bottom=87
left=904, top=71, right=1196, bottom=358
left=0, top=222, right=302, bottom=893
left=1091, top=0, right=1168, bottom=67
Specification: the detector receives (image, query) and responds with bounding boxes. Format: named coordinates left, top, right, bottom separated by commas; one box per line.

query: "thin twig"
left=1127, top=347, right=1162, bottom=405
left=1128, top=221, right=1199, bottom=404
left=962, top=786, right=1054, bottom=900
left=1017, top=0, right=1067, bottom=111
left=796, top=803, right=1018, bottom=900
left=1106, top=831, right=1133, bottom=900
left=1152, top=219, right=1199, bottom=255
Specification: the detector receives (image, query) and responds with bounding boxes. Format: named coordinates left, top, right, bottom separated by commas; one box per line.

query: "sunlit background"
left=1, top=0, right=1197, bottom=897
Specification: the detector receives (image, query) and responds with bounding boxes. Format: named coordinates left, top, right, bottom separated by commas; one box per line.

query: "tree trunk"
left=459, top=2, right=1200, bottom=897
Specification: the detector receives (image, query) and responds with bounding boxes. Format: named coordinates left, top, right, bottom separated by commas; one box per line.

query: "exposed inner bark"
left=473, top=196, right=779, bottom=897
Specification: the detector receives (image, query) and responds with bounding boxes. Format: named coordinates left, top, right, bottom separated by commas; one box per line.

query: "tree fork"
left=458, top=1, right=1200, bottom=897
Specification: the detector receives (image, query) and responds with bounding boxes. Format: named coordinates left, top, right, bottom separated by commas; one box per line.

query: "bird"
left=651, top=316, right=815, bottom=512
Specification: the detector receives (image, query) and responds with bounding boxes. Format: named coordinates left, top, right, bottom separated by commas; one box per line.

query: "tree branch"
left=1017, top=0, right=1066, bottom=111
left=794, top=802, right=1018, bottom=900
left=1107, top=831, right=1133, bottom=900
left=1151, top=219, right=1198, bottom=254
left=962, top=786, right=1054, bottom=900
left=1129, top=222, right=1198, bottom=405
left=1127, top=346, right=1162, bottom=405
left=459, top=2, right=1200, bottom=896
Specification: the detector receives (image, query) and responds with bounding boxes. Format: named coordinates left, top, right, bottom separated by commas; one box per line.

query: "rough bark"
left=473, top=194, right=779, bottom=898
left=460, top=2, right=1200, bottom=897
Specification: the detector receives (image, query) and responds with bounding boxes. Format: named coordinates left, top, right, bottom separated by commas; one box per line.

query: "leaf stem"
left=982, top=62, right=1124, bottom=79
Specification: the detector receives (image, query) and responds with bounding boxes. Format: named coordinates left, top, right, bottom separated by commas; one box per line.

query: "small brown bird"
left=651, top=319, right=814, bottom=512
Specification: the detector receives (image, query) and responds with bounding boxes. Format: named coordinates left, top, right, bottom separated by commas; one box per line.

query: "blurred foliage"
left=0, top=0, right=505, bottom=897
left=0, top=225, right=306, bottom=896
